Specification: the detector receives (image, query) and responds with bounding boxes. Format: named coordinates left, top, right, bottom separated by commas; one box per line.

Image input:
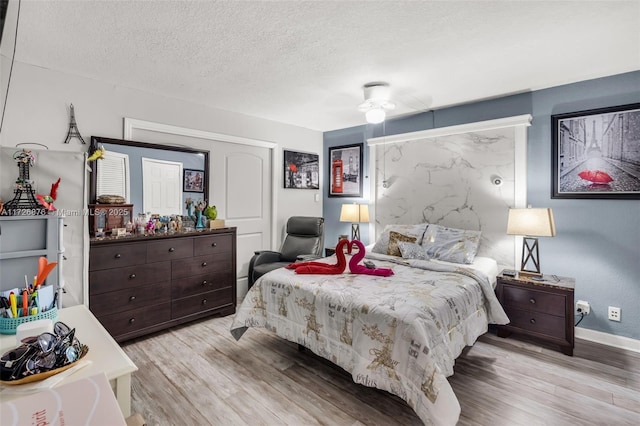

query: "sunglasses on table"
left=1, top=321, right=84, bottom=381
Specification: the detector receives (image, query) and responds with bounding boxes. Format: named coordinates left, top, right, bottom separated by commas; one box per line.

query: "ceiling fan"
left=357, top=82, right=396, bottom=124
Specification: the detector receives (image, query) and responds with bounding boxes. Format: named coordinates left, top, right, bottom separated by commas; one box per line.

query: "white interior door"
left=209, top=141, right=272, bottom=293
left=141, top=157, right=182, bottom=215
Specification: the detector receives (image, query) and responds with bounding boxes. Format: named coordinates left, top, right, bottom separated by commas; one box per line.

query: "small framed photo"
left=183, top=169, right=205, bottom=193
left=328, top=143, right=363, bottom=197
left=283, top=149, right=319, bottom=189
left=552, top=103, right=640, bottom=199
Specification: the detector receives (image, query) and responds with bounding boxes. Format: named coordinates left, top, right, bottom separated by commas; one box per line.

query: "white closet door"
left=141, top=157, right=182, bottom=216
left=210, top=141, right=271, bottom=288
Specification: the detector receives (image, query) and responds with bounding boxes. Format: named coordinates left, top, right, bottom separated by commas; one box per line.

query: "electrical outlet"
left=576, top=300, right=590, bottom=315
left=608, top=306, right=621, bottom=322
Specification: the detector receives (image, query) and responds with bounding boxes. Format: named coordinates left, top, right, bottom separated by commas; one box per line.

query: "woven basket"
left=97, top=194, right=125, bottom=204
left=0, top=307, right=58, bottom=335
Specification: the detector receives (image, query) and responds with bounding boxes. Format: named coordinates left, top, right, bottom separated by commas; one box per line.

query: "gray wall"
left=324, top=71, right=640, bottom=340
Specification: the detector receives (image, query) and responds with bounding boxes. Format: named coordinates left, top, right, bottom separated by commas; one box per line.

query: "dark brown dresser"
left=496, top=271, right=575, bottom=356
left=89, top=228, right=236, bottom=342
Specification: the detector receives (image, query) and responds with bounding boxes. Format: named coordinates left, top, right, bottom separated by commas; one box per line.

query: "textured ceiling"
left=6, top=1, right=640, bottom=131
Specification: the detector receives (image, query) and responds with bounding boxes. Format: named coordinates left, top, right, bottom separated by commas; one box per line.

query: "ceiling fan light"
left=365, top=108, right=386, bottom=124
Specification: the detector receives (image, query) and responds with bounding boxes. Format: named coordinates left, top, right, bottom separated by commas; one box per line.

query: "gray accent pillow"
left=421, top=224, right=481, bottom=264
left=398, top=225, right=481, bottom=264
left=371, top=223, right=428, bottom=255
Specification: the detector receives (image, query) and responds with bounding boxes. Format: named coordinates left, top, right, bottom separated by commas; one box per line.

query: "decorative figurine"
left=36, top=178, right=61, bottom=211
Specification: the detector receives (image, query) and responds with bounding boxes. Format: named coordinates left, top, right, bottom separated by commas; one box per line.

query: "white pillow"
left=421, top=224, right=481, bottom=264
left=371, top=223, right=428, bottom=256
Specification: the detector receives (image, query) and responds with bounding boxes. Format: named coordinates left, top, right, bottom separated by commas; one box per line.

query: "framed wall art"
left=183, top=169, right=205, bottom=193
left=283, top=149, right=319, bottom=189
left=552, top=103, right=640, bottom=199
left=329, top=143, right=363, bottom=197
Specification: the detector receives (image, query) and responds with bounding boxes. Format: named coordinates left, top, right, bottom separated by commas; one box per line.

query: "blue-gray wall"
left=323, top=71, right=640, bottom=340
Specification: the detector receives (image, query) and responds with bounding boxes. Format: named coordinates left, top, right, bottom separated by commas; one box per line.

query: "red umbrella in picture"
left=578, top=169, right=613, bottom=183
left=289, top=164, right=297, bottom=172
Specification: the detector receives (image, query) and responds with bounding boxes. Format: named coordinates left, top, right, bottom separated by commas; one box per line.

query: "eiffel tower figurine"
left=2, top=150, right=45, bottom=216
left=63, top=103, right=86, bottom=144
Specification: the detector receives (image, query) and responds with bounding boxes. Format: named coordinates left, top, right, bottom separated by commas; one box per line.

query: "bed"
left=231, top=235, right=509, bottom=426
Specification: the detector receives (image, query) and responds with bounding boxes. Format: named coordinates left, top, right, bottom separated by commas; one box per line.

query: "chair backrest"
left=279, top=216, right=325, bottom=262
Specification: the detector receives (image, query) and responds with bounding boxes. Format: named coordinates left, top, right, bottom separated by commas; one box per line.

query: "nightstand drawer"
left=503, top=285, right=566, bottom=317
left=505, top=307, right=566, bottom=340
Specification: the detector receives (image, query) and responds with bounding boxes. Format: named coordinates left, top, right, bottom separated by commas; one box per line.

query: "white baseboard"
left=575, top=327, right=640, bottom=353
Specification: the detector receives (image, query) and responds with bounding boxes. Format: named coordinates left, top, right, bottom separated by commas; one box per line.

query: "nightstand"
left=496, top=271, right=575, bottom=356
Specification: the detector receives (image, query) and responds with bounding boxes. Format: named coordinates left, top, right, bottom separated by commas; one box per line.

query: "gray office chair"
left=248, top=216, right=324, bottom=288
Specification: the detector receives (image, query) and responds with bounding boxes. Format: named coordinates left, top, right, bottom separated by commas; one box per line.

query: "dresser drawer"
left=503, top=285, right=566, bottom=317
left=504, top=307, right=566, bottom=340
left=146, top=238, right=193, bottom=262
left=193, top=234, right=233, bottom=256
left=171, top=253, right=233, bottom=279
left=90, top=282, right=171, bottom=317
left=90, top=262, right=171, bottom=295
left=172, top=270, right=234, bottom=299
left=89, top=243, right=147, bottom=271
left=171, top=287, right=234, bottom=318
left=96, top=302, right=172, bottom=338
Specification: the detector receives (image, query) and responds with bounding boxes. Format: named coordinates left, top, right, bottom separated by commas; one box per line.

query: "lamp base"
left=351, top=223, right=360, bottom=241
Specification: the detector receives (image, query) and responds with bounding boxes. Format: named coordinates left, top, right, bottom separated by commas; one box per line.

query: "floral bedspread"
left=231, top=254, right=508, bottom=426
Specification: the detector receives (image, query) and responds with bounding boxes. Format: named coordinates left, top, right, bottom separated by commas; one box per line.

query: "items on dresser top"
left=89, top=227, right=237, bottom=342
left=496, top=270, right=575, bottom=356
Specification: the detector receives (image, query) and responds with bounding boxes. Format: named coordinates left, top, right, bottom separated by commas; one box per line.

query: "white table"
left=0, top=305, right=138, bottom=416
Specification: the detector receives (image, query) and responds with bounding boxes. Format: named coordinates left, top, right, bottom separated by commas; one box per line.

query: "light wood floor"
left=122, top=315, right=640, bottom=425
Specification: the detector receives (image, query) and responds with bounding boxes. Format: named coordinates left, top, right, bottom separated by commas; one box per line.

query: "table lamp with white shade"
left=340, top=203, right=370, bottom=241
left=507, top=207, right=556, bottom=278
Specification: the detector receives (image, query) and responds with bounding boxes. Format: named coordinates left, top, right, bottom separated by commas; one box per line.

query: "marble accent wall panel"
left=373, top=128, right=516, bottom=269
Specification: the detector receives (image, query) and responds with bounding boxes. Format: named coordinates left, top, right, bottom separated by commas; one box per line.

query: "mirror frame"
left=88, top=136, right=210, bottom=205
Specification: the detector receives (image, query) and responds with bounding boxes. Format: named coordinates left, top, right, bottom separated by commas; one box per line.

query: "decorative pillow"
left=397, top=241, right=429, bottom=260
left=421, top=224, right=481, bottom=264
left=387, top=231, right=417, bottom=257
left=371, top=223, right=428, bottom=255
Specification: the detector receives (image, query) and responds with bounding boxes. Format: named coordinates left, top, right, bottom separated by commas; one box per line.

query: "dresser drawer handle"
left=201, top=262, right=207, bottom=267
left=169, top=247, right=175, bottom=252
left=211, top=242, right=217, bottom=247
left=202, top=280, right=208, bottom=286
left=529, top=298, right=536, bottom=304
left=129, top=296, right=136, bottom=301
left=115, top=253, right=121, bottom=259
left=530, top=318, right=536, bottom=324
left=129, top=274, right=136, bottom=279
left=129, top=318, right=135, bottom=324
left=202, top=299, right=207, bottom=305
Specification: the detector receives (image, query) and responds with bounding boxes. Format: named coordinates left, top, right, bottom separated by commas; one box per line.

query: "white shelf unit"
left=0, top=215, right=64, bottom=307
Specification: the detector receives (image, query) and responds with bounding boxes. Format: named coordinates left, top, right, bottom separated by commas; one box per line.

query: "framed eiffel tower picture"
left=552, top=103, right=640, bottom=199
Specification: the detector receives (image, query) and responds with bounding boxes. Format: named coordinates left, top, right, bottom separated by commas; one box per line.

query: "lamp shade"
left=506, top=208, right=556, bottom=237
left=340, top=204, right=370, bottom=223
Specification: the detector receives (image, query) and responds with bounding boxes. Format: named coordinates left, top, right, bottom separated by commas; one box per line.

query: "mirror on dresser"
left=88, top=136, right=210, bottom=235
left=87, top=137, right=237, bottom=341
